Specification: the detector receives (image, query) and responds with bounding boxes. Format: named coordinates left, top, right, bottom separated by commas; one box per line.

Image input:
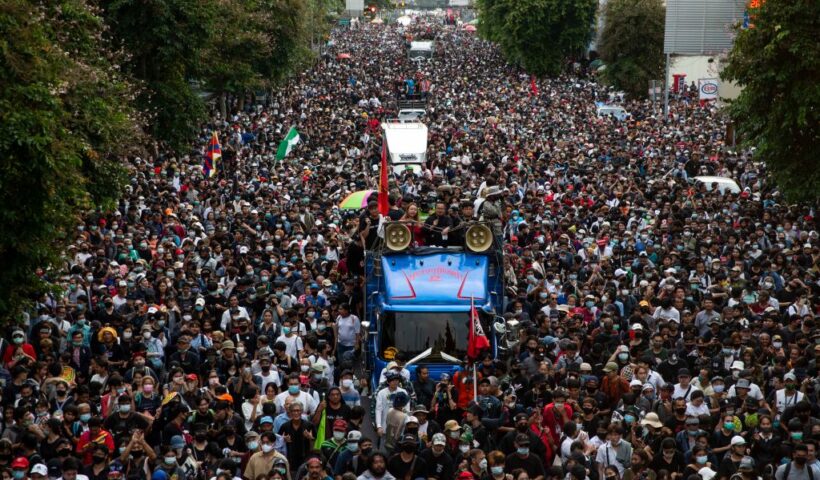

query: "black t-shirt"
left=419, top=449, right=454, bottom=480
left=324, top=403, right=351, bottom=429
left=505, top=454, right=546, bottom=479
left=274, top=353, right=297, bottom=376
left=387, top=453, right=428, bottom=480
left=279, top=420, right=315, bottom=468
left=103, top=412, right=150, bottom=443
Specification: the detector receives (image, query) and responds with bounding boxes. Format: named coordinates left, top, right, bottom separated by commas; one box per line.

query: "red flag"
left=378, top=141, right=389, bottom=216
left=467, top=297, right=490, bottom=362
left=529, top=75, right=539, bottom=96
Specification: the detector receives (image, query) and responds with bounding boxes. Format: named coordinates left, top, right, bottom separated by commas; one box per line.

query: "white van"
left=693, top=176, right=741, bottom=194
left=595, top=102, right=629, bottom=121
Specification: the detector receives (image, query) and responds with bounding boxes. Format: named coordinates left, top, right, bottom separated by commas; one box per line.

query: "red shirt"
left=3, top=343, right=37, bottom=368
left=76, top=429, right=116, bottom=466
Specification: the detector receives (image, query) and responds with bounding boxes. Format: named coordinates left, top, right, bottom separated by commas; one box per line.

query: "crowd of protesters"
left=6, top=12, right=820, bottom=480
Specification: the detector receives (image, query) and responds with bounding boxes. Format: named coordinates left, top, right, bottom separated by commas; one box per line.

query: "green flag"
left=313, top=408, right=326, bottom=451
left=276, top=126, right=300, bottom=160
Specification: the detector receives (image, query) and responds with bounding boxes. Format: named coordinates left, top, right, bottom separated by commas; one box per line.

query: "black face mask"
left=401, top=444, right=416, bottom=453
left=195, top=433, right=207, bottom=442
left=675, top=407, right=687, bottom=415
left=93, top=456, right=107, bottom=464
left=361, top=447, right=373, bottom=457
left=57, top=449, right=72, bottom=456
left=516, top=424, right=529, bottom=432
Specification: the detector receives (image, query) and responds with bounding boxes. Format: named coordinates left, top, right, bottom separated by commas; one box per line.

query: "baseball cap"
left=432, top=433, right=446, bottom=446
left=12, top=457, right=30, bottom=469
left=515, top=433, right=530, bottom=445
left=31, top=464, right=48, bottom=477
left=444, top=420, right=460, bottom=431
left=332, top=419, right=348, bottom=431
left=347, top=430, right=362, bottom=442
left=730, top=435, right=746, bottom=446
left=739, top=457, right=755, bottom=470
left=259, top=416, right=274, bottom=425
left=603, top=362, right=619, bottom=373
left=170, top=435, right=186, bottom=449
left=735, top=378, right=751, bottom=389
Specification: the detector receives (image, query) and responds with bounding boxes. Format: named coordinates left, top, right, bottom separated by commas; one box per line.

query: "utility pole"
left=663, top=53, right=670, bottom=119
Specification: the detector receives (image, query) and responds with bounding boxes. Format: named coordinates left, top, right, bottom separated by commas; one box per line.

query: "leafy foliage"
left=721, top=0, right=820, bottom=203
left=598, top=0, right=665, bottom=98
left=0, top=0, right=141, bottom=321
left=476, top=0, right=597, bottom=77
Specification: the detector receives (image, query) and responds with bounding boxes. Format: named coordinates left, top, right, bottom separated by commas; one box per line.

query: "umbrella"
left=339, top=190, right=375, bottom=209
left=337, top=53, right=351, bottom=60
left=590, top=59, right=604, bottom=69
left=463, top=24, right=477, bottom=32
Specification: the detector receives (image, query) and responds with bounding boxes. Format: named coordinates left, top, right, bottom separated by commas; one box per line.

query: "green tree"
left=100, top=0, right=218, bottom=151
left=0, top=0, right=141, bottom=322
left=598, top=0, right=664, bottom=98
left=721, top=0, right=819, bottom=203
left=477, top=0, right=597, bottom=77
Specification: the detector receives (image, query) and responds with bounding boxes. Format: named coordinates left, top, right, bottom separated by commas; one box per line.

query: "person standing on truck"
left=358, top=201, right=383, bottom=251
left=423, top=202, right=455, bottom=247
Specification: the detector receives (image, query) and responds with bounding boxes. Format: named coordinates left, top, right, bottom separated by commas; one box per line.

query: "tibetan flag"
left=467, top=297, right=490, bottom=363
left=276, top=126, right=300, bottom=161
left=378, top=141, right=389, bottom=216
left=529, top=75, right=539, bottom=96
left=203, top=132, right=221, bottom=178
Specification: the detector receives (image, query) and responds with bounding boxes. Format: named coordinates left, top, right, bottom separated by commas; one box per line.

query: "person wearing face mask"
left=333, top=432, right=371, bottom=478
left=773, top=372, right=805, bottom=417
left=103, top=395, right=149, bottom=441
left=75, top=417, right=115, bottom=466
left=775, top=444, right=817, bottom=480
left=319, top=419, right=350, bottom=469
left=750, top=415, right=781, bottom=470
left=339, top=370, right=362, bottom=408
left=274, top=319, right=303, bottom=360
left=506, top=434, right=546, bottom=480
left=486, top=451, right=512, bottom=480
left=386, top=434, right=426, bottom=480
left=244, top=431, right=289, bottom=480
left=81, top=445, right=110, bottom=480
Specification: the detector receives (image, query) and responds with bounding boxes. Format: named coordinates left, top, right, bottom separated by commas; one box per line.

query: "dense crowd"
left=6, top=13, right=820, bottom=480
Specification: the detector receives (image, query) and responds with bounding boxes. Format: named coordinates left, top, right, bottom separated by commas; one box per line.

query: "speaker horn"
left=465, top=224, right=493, bottom=253
left=385, top=222, right=412, bottom=251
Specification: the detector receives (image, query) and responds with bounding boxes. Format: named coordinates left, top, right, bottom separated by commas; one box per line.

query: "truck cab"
left=363, top=222, right=504, bottom=388
left=408, top=41, right=434, bottom=63
left=381, top=121, right=428, bottom=176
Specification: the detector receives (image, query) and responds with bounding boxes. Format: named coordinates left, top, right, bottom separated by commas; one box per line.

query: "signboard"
left=664, top=0, right=746, bottom=54
left=345, top=0, right=364, bottom=14
left=698, top=78, right=720, bottom=100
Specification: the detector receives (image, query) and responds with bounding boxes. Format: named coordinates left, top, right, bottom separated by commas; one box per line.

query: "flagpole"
left=471, top=296, right=478, bottom=400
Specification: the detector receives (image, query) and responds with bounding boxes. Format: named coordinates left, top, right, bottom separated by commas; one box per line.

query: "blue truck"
left=362, top=221, right=505, bottom=388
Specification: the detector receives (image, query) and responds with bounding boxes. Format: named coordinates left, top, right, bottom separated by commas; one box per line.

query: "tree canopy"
left=476, top=0, right=597, bottom=77
left=0, top=0, right=340, bottom=322
left=598, top=0, right=665, bottom=98
left=721, top=0, right=820, bottom=203
left=0, top=0, right=142, bottom=321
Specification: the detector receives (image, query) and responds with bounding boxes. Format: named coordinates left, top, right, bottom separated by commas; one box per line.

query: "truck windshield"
left=380, top=311, right=468, bottom=359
